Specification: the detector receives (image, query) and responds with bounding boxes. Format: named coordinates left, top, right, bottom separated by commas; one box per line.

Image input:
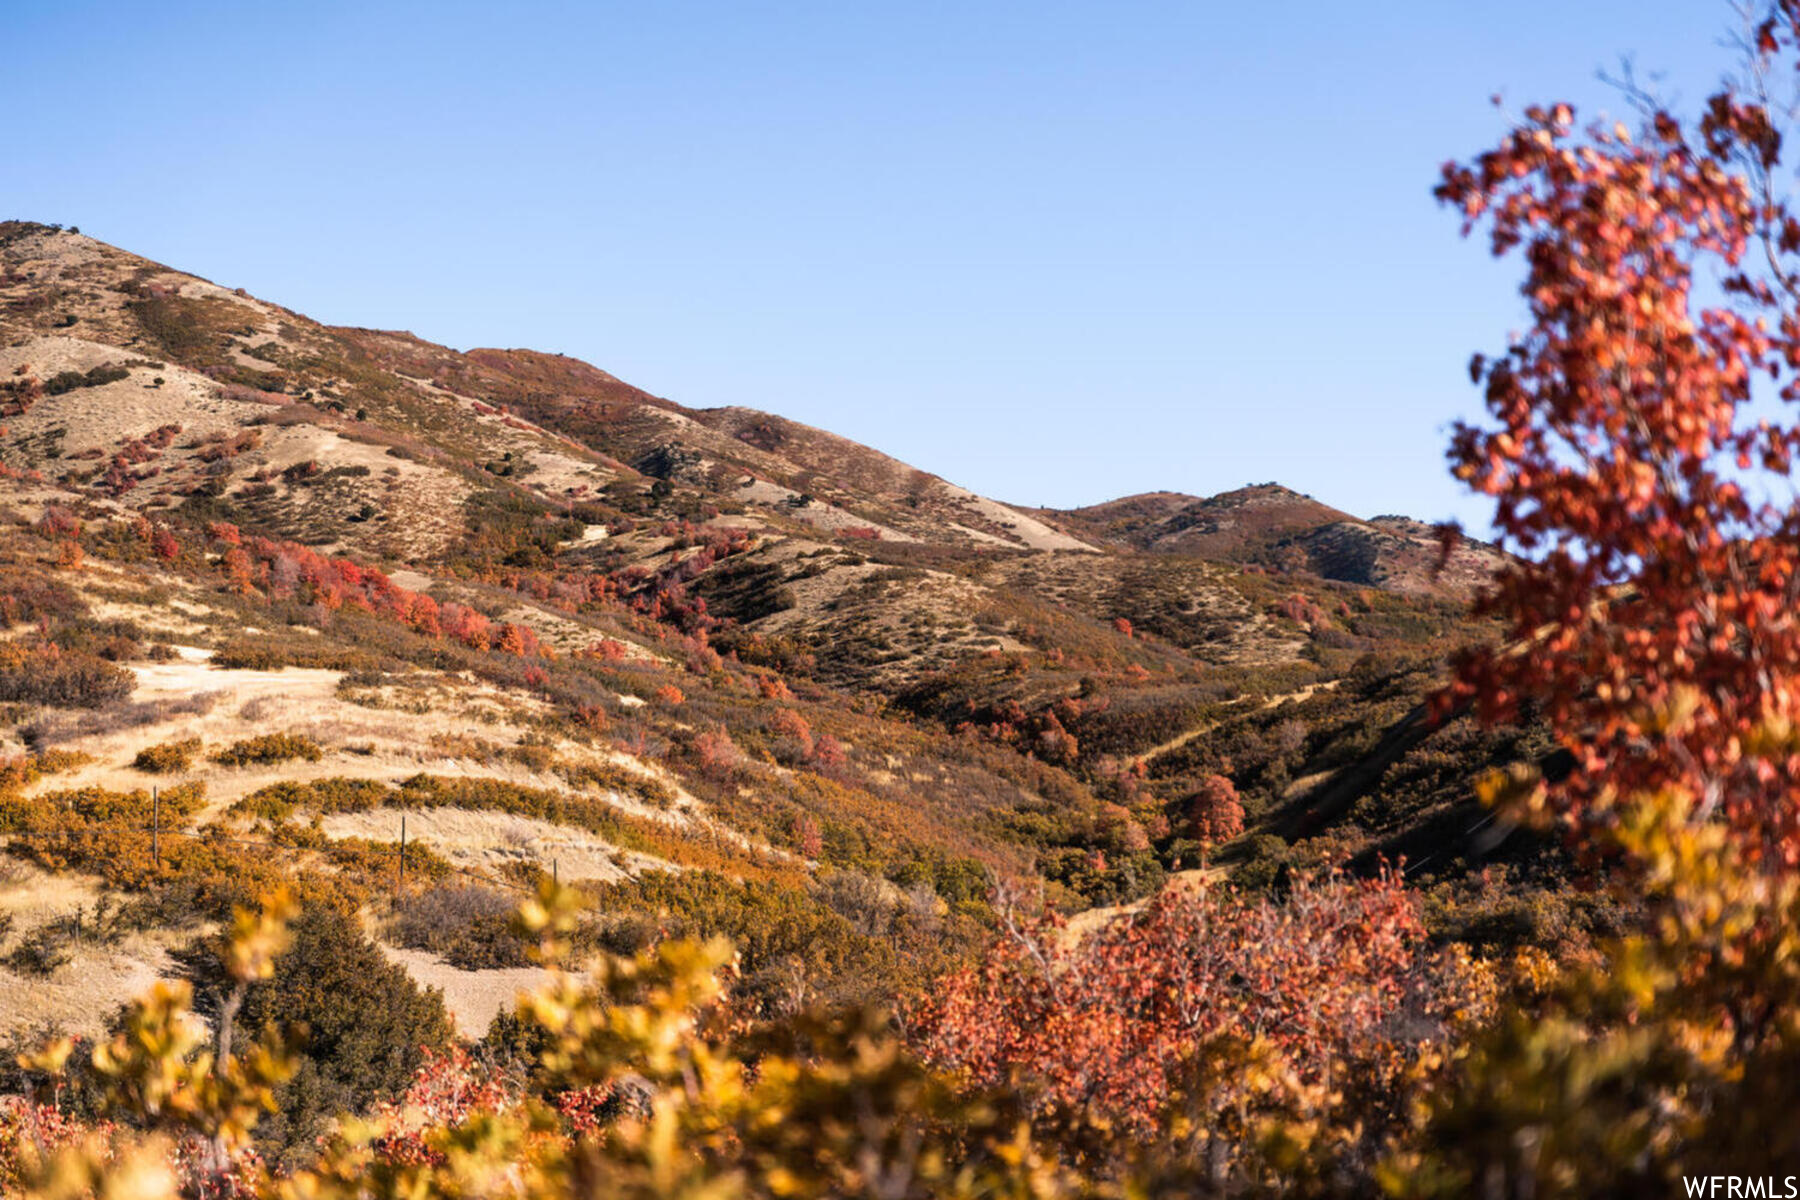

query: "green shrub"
left=182, top=905, right=453, bottom=1164
left=557, top=759, right=677, bottom=809
left=132, top=737, right=201, bottom=773
left=125, top=295, right=211, bottom=359
left=0, top=645, right=134, bottom=709
left=41, top=363, right=130, bottom=395
left=234, top=777, right=390, bottom=821
left=213, top=640, right=385, bottom=672
left=5, top=923, right=73, bottom=976
left=212, top=733, right=323, bottom=767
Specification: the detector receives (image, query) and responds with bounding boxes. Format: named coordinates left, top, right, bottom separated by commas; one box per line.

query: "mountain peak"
left=1050, top=483, right=1497, bottom=599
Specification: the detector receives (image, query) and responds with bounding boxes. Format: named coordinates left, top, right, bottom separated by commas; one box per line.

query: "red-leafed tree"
left=1432, top=20, right=1800, bottom=867
left=1391, top=16, right=1800, bottom=1192
left=221, top=546, right=255, bottom=595
left=1186, top=773, right=1244, bottom=845
left=440, top=602, right=493, bottom=650
left=404, top=593, right=441, bottom=637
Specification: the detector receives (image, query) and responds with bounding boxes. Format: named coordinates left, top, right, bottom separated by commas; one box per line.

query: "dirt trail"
left=1128, top=680, right=1341, bottom=769
left=1059, top=865, right=1227, bottom=947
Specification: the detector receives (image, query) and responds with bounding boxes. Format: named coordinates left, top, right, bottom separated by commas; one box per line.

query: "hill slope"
left=1050, top=484, right=1505, bottom=599
left=0, top=222, right=1568, bottom=1082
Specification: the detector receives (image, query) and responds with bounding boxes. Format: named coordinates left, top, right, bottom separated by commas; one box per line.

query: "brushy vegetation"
left=0, top=643, right=133, bottom=709
left=211, top=733, right=324, bottom=767
left=387, top=882, right=530, bottom=970
left=133, top=737, right=201, bottom=773
left=234, top=774, right=801, bottom=884
left=178, top=902, right=454, bottom=1164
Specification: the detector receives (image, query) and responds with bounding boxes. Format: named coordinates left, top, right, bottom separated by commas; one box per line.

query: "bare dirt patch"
left=376, top=941, right=550, bottom=1036
left=320, top=807, right=664, bottom=883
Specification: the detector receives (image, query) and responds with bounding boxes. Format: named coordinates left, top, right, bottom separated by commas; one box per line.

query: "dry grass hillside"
left=0, top=222, right=1572, bottom=1122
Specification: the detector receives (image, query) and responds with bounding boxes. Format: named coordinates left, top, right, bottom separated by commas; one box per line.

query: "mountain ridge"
left=1044, top=482, right=1504, bottom=597
left=2, top=220, right=1482, bottom=584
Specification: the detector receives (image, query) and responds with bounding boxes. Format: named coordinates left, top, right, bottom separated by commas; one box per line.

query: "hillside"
left=1049, top=483, right=1507, bottom=599
left=0, top=222, right=1573, bottom=1153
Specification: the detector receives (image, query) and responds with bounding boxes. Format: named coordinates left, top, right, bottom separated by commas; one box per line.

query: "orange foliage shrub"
left=914, top=869, right=1435, bottom=1151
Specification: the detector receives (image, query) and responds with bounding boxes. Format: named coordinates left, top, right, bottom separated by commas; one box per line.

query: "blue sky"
left=7, top=1, right=1738, bottom=527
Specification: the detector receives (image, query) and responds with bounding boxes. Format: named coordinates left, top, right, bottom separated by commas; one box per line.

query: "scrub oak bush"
left=133, top=738, right=201, bottom=773
left=212, top=734, right=324, bottom=768
left=0, top=643, right=133, bottom=709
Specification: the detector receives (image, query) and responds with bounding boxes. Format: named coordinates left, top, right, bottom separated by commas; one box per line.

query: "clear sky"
left=6, top=1, right=1739, bottom=529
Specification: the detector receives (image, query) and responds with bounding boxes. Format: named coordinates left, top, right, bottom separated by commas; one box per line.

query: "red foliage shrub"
left=0, top=1100, right=114, bottom=1193
left=150, top=526, right=181, bottom=562
left=368, top=1046, right=511, bottom=1168
left=812, top=734, right=847, bottom=770
left=579, top=637, right=629, bottom=662
left=1277, top=593, right=1326, bottom=626
left=768, top=708, right=812, bottom=742
left=793, top=813, right=824, bottom=859
left=35, top=506, right=80, bottom=541
left=913, top=868, right=1430, bottom=1139
left=692, top=726, right=742, bottom=781
left=768, top=708, right=815, bottom=762
left=439, top=602, right=493, bottom=650
left=1187, top=774, right=1245, bottom=844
